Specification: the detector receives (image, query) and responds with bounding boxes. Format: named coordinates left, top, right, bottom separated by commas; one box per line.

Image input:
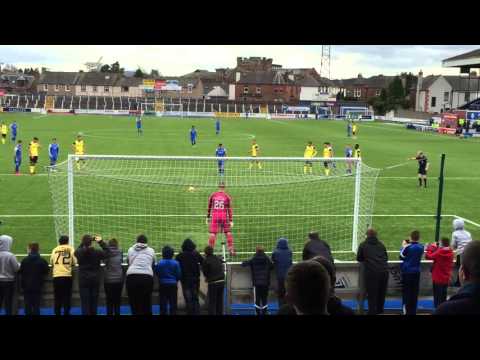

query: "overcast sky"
left=0, top=45, right=478, bottom=79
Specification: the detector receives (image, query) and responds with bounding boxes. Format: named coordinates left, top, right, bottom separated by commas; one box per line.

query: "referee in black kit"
left=409, top=151, right=429, bottom=188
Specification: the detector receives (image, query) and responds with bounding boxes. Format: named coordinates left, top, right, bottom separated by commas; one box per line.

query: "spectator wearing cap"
left=357, top=228, right=389, bottom=315
left=435, top=241, right=480, bottom=315
left=154, top=245, right=181, bottom=315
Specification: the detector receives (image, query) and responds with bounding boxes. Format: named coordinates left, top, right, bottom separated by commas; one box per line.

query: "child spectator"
left=302, top=232, right=333, bottom=264
left=176, top=238, right=203, bottom=315
left=452, top=218, right=472, bottom=286
left=74, top=234, right=110, bottom=315
left=202, top=245, right=225, bottom=315
left=0, top=235, right=20, bottom=315
left=19, top=243, right=49, bottom=315
left=271, top=237, right=292, bottom=307
left=356, top=228, right=389, bottom=315
left=103, top=238, right=124, bottom=316
left=425, top=237, right=454, bottom=308
left=126, top=234, right=156, bottom=315
left=242, top=246, right=273, bottom=315
left=50, top=235, right=77, bottom=316
left=399, top=230, right=424, bottom=315
left=285, top=260, right=331, bottom=315
left=154, top=246, right=181, bottom=315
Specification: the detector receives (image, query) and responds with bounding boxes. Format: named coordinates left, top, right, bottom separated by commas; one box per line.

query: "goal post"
left=48, top=155, right=379, bottom=259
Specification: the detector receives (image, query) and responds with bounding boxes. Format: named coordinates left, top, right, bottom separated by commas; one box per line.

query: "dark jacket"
left=302, top=238, right=333, bottom=264
left=175, top=239, right=204, bottom=283
left=399, top=242, right=424, bottom=274
left=242, top=251, right=273, bottom=287
left=356, top=236, right=389, bottom=274
left=103, top=246, right=124, bottom=284
left=202, top=254, right=224, bottom=283
left=277, top=297, right=355, bottom=316
left=19, top=253, right=49, bottom=292
left=434, top=283, right=480, bottom=315
left=271, top=238, right=293, bottom=280
left=74, top=240, right=110, bottom=284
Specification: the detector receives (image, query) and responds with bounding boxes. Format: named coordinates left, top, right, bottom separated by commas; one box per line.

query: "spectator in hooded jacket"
left=285, top=260, right=330, bottom=315
left=74, top=234, right=110, bottom=315
left=425, top=237, right=454, bottom=308
left=302, top=231, right=333, bottom=264
left=103, top=238, right=124, bottom=316
left=154, top=246, right=181, bottom=315
left=435, top=240, right=480, bottom=315
left=19, top=243, right=49, bottom=315
left=126, top=234, right=156, bottom=315
left=202, top=246, right=225, bottom=315
left=357, top=228, right=389, bottom=315
left=452, top=218, right=472, bottom=286
left=399, top=230, right=424, bottom=315
left=176, top=238, right=204, bottom=315
left=271, top=237, right=292, bottom=307
left=242, top=246, right=274, bottom=315
left=0, top=235, right=20, bottom=315
left=50, top=235, right=77, bottom=316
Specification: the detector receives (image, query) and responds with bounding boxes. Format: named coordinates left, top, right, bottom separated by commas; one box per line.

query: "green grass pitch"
left=0, top=112, right=479, bottom=261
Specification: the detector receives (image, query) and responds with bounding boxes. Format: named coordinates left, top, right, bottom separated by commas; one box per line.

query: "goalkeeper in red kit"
left=206, top=183, right=236, bottom=256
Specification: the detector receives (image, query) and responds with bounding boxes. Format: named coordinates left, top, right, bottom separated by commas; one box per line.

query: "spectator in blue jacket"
left=155, top=246, right=181, bottom=315
left=399, top=230, right=424, bottom=315
left=271, top=237, right=292, bottom=307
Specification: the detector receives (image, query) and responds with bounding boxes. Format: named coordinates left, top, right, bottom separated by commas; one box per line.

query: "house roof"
left=117, top=77, right=144, bottom=87
left=76, top=72, right=120, bottom=86
left=419, top=75, right=441, bottom=90
left=38, top=72, right=79, bottom=85
left=238, top=71, right=295, bottom=85
left=444, top=76, right=480, bottom=91
left=207, top=86, right=228, bottom=97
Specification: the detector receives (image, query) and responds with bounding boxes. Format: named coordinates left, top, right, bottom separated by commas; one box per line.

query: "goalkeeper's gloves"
left=206, top=217, right=210, bottom=225
left=230, top=221, right=234, bottom=228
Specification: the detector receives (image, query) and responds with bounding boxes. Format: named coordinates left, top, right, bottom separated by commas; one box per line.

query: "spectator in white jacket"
left=452, top=218, right=472, bottom=286
left=126, top=234, right=156, bottom=315
left=0, top=235, right=20, bottom=315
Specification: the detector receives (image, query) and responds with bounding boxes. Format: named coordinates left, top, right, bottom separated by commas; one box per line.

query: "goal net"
left=48, top=156, right=379, bottom=260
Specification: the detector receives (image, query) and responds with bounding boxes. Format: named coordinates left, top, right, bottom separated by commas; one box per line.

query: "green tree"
left=150, top=69, right=160, bottom=78
left=134, top=68, right=145, bottom=78
left=111, top=61, right=121, bottom=73
left=100, top=64, right=111, bottom=72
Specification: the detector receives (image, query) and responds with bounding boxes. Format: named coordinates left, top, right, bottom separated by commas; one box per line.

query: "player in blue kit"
left=215, top=143, right=227, bottom=175
left=136, top=115, right=143, bottom=135
left=14, top=140, right=22, bottom=175
left=215, top=119, right=220, bottom=135
left=10, top=121, right=18, bottom=142
left=190, top=126, right=197, bottom=145
left=48, top=138, right=60, bottom=170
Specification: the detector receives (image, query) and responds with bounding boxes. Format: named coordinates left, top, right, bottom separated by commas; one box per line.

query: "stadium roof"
left=442, top=49, right=480, bottom=68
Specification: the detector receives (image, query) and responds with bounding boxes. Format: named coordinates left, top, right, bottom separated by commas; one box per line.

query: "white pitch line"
left=0, top=214, right=455, bottom=218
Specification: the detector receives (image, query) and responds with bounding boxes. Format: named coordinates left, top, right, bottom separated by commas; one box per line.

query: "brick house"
left=234, top=71, right=299, bottom=103
left=0, top=73, right=36, bottom=94
left=75, top=72, right=122, bottom=97
left=332, top=74, right=395, bottom=101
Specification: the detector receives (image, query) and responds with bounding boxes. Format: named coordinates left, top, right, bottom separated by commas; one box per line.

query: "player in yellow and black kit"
left=354, top=143, right=361, bottom=158
left=72, top=134, right=86, bottom=170
left=304, top=141, right=317, bottom=174
left=1, top=122, right=8, bottom=144
left=322, top=142, right=333, bottom=176
left=249, top=139, right=262, bottom=169
left=50, top=235, right=77, bottom=315
left=28, top=137, right=40, bottom=175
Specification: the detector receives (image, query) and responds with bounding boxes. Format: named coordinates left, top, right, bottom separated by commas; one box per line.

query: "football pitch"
left=0, top=112, right=479, bottom=261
